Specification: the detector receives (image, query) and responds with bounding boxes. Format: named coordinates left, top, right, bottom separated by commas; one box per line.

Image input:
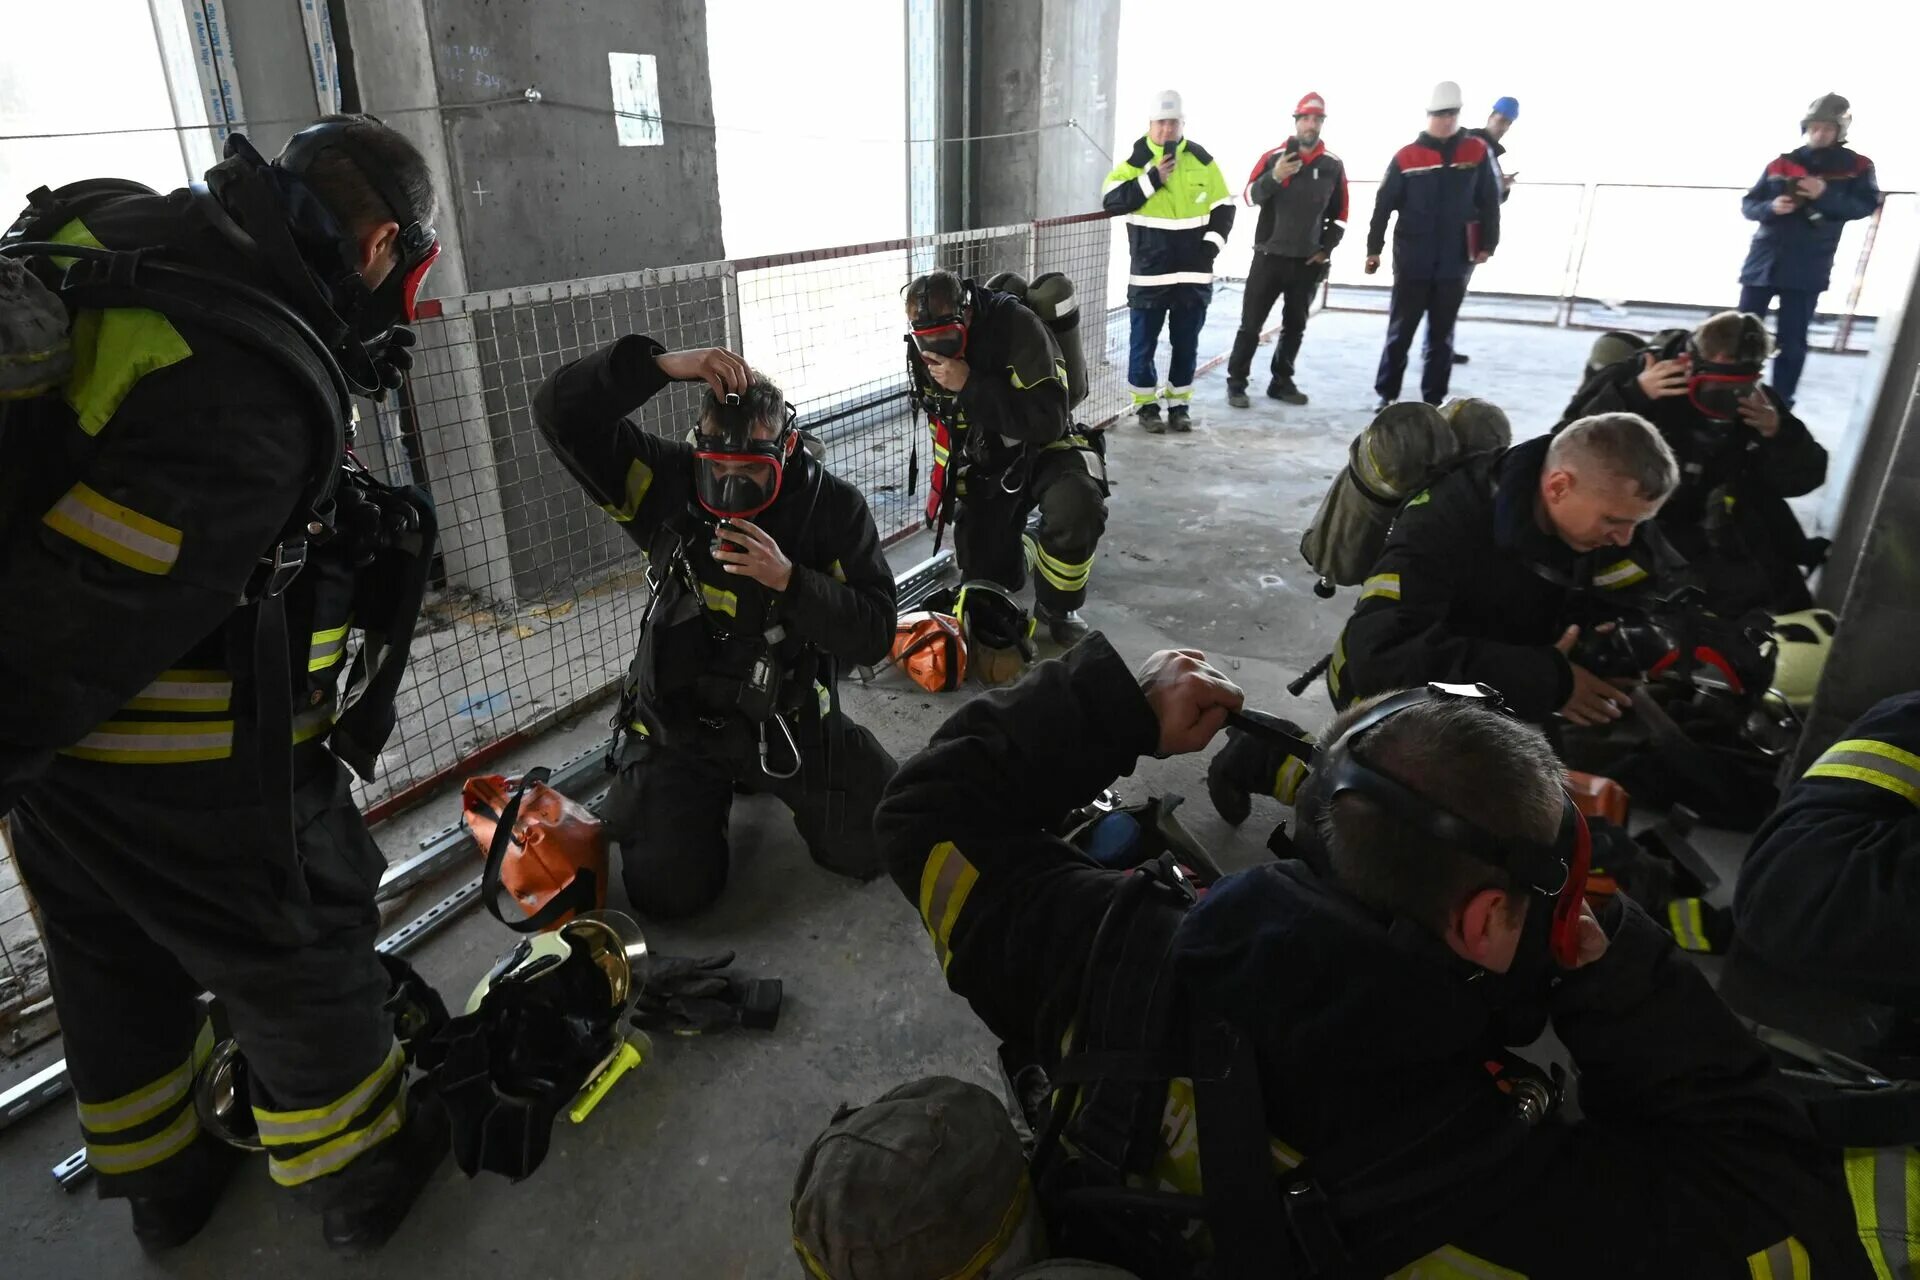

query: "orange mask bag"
left=889, top=612, right=967, bottom=692
left=463, top=767, right=608, bottom=933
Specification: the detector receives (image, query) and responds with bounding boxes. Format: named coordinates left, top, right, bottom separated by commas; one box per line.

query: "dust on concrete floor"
left=0, top=311, right=1865, bottom=1278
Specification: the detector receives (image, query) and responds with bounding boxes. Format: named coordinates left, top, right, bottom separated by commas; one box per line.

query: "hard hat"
left=1294, top=92, right=1327, bottom=118
left=1801, top=93, right=1851, bottom=141
left=465, top=909, right=650, bottom=1014
left=1428, top=81, right=1464, bottom=114
left=956, top=580, right=1035, bottom=686
left=1492, top=95, right=1520, bottom=122
left=1768, top=608, right=1836, bottom=709
left=1148, top=89, right=1184, bottom=122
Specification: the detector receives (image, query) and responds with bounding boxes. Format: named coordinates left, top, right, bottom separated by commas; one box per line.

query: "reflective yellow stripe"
left=253, top=1043, right=404, bottom=1146
left=1845, top=1146, right=1920, bottom=1280
left=267, top=1093, right=406, bottom=1188
left=917, top=842, right=979, bottom=974
left=1361, top=572, right=1401, bottom=602
left=1009, top=359, right=1068, bottom=392
left=123, top=668, right=232, bottom=713
left=1329, top=631, right=1348, bottom=699
left=293, top=705, right=336, bottom=745
left=76, top=1020, right=215, bottom=1135
left=601, top=458, right=655, bottom=523
left=1747, top=1236, right=1811, bottom=1280
left=87, top=1103, right=201, bottom=1176
left=700, top=582, right=739, bottom=618
left=1023, top=534, right=1092, bottom=591
left=1807, top=739, right=1920, bottom=807
left=61, top=719, right=234, bottom=764
left=830, top=559, right=847, bottom=583
left=53, top=219, right=194, bottom=436
left=1388, top=1245, right=1528, bottom=1280
left=1594, top=559, right=1649, bottom=590
left=43, top=481, right=182, bottom=574
left=1274, top=755, right=1309, bottom=805
left=308, top=621, right=351, bottom=673
left=1667, top=898, right=1712, bottom=952
left=815, top=681, right=831, bottom=718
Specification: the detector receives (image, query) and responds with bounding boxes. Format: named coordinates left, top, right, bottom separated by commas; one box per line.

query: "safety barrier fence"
left=0, top=210, right=1122, bottom=1045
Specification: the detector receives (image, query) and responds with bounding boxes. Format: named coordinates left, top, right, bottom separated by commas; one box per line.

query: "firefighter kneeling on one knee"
left=906, top=268, right=1108, bottom=648
left=0, top=116, right=447, bottom=1253
left=534, top=338, right=898, bottom=920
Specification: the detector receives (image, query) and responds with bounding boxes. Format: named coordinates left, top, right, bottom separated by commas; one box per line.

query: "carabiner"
left=758, top=713, right=802, bottom=780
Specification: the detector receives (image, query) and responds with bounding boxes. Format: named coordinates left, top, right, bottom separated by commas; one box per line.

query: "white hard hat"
left=1149, top=89, right=1184, bottom=122
left=1427, top=81, right=1464, bottom=113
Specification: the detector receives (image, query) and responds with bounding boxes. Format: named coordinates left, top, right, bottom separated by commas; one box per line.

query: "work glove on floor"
left=632, top=952, right=783, bottom=1036
left=1206, top=710, right=1314, bottom=825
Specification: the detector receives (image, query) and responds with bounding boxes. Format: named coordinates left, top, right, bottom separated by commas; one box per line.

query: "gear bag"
left=465, top=767, right=610, bottom=933
left=887, top=610, right=968, bottom=692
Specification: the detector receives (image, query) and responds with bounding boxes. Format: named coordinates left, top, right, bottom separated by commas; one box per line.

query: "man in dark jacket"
left=0, top=117, right=448, bottom=1254
left=534, top=341, right=897, bottom=919
left=1225, top=92, right=1347, bottom=409
left=1738, top=94, right=1880, bottom=406
left=1332, top=414, right=1678, bottom=727
left=1725, top=692, right=1920, bottom=1077
left=1446, top=95, right=1518, bottom=368
left=1101, top=89, right=1234, bottom=433
left=878, top=634, right=1867, bottom=1277
left=906, top=269, right=1106, bottom=646
left=1366, top=80, right=1502, bottom=409
left=1560, top=311, right=1829, bottom=613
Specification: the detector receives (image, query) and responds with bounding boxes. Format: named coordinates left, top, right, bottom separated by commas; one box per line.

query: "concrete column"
left=974, top=0, right=1119, bottom=225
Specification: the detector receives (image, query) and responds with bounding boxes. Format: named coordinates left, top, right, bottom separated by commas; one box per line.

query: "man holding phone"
left=1737, top=93, right=1880, bottom=406
left=1225, top=92, right=1348, bottom=409
left=1447, top=96, right=1519, bottom=368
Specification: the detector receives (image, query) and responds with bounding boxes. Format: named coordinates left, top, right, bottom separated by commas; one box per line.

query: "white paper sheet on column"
left=607, top=52, right=664, bottom=147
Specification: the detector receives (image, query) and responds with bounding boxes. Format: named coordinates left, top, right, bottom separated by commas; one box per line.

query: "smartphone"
left=711, top=518, right=747, bottom=558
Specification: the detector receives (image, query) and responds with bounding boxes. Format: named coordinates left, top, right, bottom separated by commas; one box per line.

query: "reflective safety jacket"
left=533, top=335, right=896, bottom=754
left=1741, top=144, right=1881, bottom=293
left=876, top=634, right=1872, bottom=1278
left=1366, top=131, right=1502, bottom=280
left=0, top=187, right=363, bottom=808
left=1102, top=137, right=1234, bottom=308
left=1331, top=435, right=1659, bottom=723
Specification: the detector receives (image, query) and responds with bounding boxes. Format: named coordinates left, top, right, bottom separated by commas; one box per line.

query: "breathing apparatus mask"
left=1291, top=684, right=1593, bottom=1015
left=907, top=277, right=970, bottom=360
left=690, top=393, right=799, bottom=520
left=204, top=122, right=439, bottom=396
left=1683, top=316, right=1770, bottom=422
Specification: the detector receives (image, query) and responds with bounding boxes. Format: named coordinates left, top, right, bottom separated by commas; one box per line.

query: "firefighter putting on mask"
left=0, top=116, right=448, bottom=1254
left=534, top=338, right=899, bottom=922
left=906, top=268, right=1109, bottom=652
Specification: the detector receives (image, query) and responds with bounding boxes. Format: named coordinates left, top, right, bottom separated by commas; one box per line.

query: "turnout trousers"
left=954, top=444, right=1108, bottom=613
left=602, top=711, right=897, bottom=920
left=10, top=750, right=404, bottom=1200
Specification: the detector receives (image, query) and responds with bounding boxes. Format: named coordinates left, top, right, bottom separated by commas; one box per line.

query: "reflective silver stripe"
left=1667, top=899, right=1710, bottom=952
left=75, top=1021, right=213, bottom=1134
left=253, top=1044, right=404, bottom=1146
left=292, top=705, right=336, bottom=745
left=62, top=721, right=235, bottom=763
left=1204, top=230, right=1227, bottom=250
left=88, top=1104, right=200, bottom=1175
left=1128, top=271, right=1215, bottom=286
left=1807, top=739, right=1920, bottom=806
left=1136, top=173, right=1154, bottom=200
left=1127, top=211, right=1211, bottom=230
left=267, top=1094, right=407, bottom=1187
left=1593, top=560, right=1648, bottom=589
left=125, top=675, right=232, bottom=712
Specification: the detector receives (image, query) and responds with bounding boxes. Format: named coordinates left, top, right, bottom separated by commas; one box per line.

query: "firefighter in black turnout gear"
left=879, top=636, right=1878, bottom=1277
left=0, top=117, right=447, bottom=1253
left=534, top=339, right=898, bottom=920
left=1560, top=311, right=1829, bottom=614
left=907, top=269, right=1108, bottom=647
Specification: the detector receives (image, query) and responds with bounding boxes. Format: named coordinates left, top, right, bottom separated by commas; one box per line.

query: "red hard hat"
left=1294, top=92, right=1327, bottom=118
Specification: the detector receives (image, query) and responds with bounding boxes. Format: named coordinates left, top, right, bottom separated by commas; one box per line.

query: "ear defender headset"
left=1309, top=682, right=1593, bottom=970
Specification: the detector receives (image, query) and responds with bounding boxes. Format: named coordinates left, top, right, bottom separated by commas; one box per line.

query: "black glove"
left=371, top=324, right=418, bottom=394
left=1206, top=710, right=1313, bottom=826
left=631, top=952, right=783, bottom=1037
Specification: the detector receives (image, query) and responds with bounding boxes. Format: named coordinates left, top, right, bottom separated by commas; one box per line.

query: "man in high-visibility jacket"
left=1102, top=89, right=1234, bottom=434
left=0, top=117, right=447, bottom=1254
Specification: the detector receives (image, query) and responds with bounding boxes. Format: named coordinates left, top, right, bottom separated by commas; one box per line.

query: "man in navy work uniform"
left=1366, top=80, right=1502, bottom=409
left=1737, top=93, right=1880, bottom=406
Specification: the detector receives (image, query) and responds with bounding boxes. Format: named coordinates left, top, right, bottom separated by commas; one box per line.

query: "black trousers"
left=954, top=446, right=1107, bottom=612
left=1375, top=274, right=1470, bottom=404
left=602, top=712, right=896, bottom=920
left=11, top=752, right=402, bottom=1200
left=1226, top=253, right=1325, bottom=390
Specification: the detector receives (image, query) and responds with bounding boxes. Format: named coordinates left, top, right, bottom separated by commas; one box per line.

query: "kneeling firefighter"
left=533, top=339, right=899, bottom=920
left=877, top=635, right=1871, bottom=1276
left=907, top=267, right=1109, bottom=648
left=0, top=116, right=447, bottom=1253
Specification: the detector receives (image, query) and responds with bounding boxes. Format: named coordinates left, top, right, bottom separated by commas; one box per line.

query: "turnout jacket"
left=1741, top=144, right=1881, bottom=293
left=877, top=635, right=1864, bottom=1278
left=0, top=186, right=366, bottom=811
left=1367, top=131, right=1502, bottom=280
left=533, top=335, right=895, bottom=751
left=1331, top=436, right=1659, bottom=724
left=1561, top=342, right=1828, bottom=536
left=920, top=284, right=1072, bottom=481
left=1241, top=137, right=1348, bottom=259
left=1102, top=137, right=1234, bottom=308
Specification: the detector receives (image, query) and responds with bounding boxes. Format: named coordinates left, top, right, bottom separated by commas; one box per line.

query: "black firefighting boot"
left=1035, top=601, right=1090, bottom=647
left=319, top=1087, right=450, bottom=1256
left=128, top=1134, right=245, bottom=1254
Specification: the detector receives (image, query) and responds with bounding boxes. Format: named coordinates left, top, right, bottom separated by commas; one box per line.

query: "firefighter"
left=877, top=635, right=1869, bottom=1276
left=1724, top=692, right=1920, bottom=1076
left=533, top=338, right=898, bottom=921
left=1560, top=310, right=1829, bottom=614
left=0, top=117, right=447, bottom=1252
left=906, top=269, right=1106, bottom=646
left=1330, top=413, right=1679, bottom=727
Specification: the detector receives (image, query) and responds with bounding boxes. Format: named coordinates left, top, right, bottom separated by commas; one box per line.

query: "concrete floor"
left=0, top=309, right=1866, bottom=1278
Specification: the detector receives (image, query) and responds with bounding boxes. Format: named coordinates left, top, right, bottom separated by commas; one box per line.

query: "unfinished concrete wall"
left=975, top=0, right=1120, bottom=224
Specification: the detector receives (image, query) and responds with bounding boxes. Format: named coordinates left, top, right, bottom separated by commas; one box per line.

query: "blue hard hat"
left=1492, top=96, right=1520, bottom=121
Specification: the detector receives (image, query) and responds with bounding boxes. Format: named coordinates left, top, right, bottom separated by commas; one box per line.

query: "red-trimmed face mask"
left=692, top=402, right=798, bottom=520
left=910, top=312, right=968, bottom=360
left=395, top=235, right=440, bottom=324
left=1686, top=367, right=1761, bottom=422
